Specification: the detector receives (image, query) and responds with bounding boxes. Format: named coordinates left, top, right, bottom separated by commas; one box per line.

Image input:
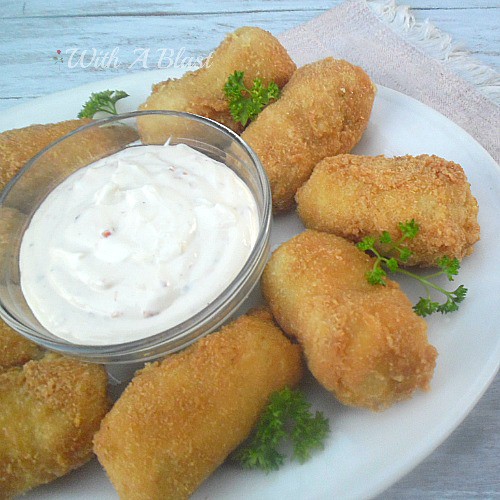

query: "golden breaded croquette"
left=241, top=57, right=376, bottom=212
left=94, top=309, right=303, bottom=500
left=296, top=154, right=480, bottom=266
left=0, top=119, right=91, bottom=193
left=0, top=120, right=138, bottom=211
left=138, top=26, right=296, bottom=142
left=0, top=353, right=109, bottom=498
left=0, top=207, right=23, bottom=252
left=0, top=319, right=42, bottom=371
left=0, top=207, right=41, bottom=372
left=261, top=230, right=437, bottom=411
left=0, top=207, right=26, bottom=283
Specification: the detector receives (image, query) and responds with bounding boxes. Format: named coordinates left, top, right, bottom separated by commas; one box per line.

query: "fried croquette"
left=94, top=309, right=303, bottom=500
left=0, top=353, right=109, bottom=498
left=0, top=119, right=138, bottom=211
left=0, top=119, right=91, bottom=193
left=138, top=26, right=296, bottom=142
left=261, top=230, right=437, bottom=411
left=0, top=207, right=26, bottom=278
left=241, top=57, right=376, bottom=212
left=0, top=320, right=42, bottom=371
left=296, top=154, right=480, bottom=266
left=0, top=208, right=41, bottom=373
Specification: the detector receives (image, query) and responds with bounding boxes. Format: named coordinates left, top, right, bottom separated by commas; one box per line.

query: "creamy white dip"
left=20, top=143, right=259, bottom=345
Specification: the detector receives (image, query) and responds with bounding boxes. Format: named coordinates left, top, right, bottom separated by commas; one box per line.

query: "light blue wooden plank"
left=395, top=8, right=499, bottom=68
left=3, top=0, right=335, bottom=18
left=0, top=12, right=339, bottom=105
left=0, top=6, right=497, bottom=110
left=3, top=0, right=498, bottom=18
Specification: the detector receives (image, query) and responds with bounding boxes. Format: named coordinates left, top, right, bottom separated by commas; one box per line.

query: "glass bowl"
left=0, top=111, right=271, bottom=363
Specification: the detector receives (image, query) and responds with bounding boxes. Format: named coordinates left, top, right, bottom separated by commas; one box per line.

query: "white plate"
left=2, top=70, right=499, bottom=500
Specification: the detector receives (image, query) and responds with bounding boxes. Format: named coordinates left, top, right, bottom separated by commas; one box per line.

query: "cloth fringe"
left=367, top=0, right=500, bottom=104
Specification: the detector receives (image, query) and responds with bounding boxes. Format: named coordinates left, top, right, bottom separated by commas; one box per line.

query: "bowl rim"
left=0, top=110, right=272, bottom=363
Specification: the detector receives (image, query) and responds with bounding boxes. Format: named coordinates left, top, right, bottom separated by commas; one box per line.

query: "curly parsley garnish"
left=223, top=71, right=280, bottom=126
left=78, top=90, right=129, bottom=119
left=357, top=220, right=468, bottom=317
left=234, top=387, right=330, bottom=472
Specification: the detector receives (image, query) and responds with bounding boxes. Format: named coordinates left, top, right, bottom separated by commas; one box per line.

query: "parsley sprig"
left=78, top=90, right=129, bottom=119
left=357, top=220, right=468, bottom=317
left=234, top=387, right=330, bottom=472
left=223, top=71, right=280, bottom=126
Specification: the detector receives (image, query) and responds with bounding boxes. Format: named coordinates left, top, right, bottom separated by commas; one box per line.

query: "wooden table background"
left=1, top=1, right=498, bottom=498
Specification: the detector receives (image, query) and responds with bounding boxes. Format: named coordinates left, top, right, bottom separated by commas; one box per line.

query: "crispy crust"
left=0, top=354, right=109, bottom=498
left=94, top=310, right=302, bottom=500
left=0, top=119, right=138, bottom=211
left=0, top=319, right=42, bottom=371
left=296, top=154, right=480, bottom=266
left=242, top=57, right=376, bottom=212
left=0, top=119, right=92, bottom=193
left=261, top=230, right=437, bottom=411
left=138, top=26, right=296, bottom=142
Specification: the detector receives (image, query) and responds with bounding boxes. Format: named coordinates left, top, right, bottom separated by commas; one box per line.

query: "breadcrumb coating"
left=0, top=119, right=138, bottom=211
left=0, top=119, right=91, bottom=192
left=242, top=57, right=376, bottom=212
left=296, top=154, right=480, bottom=266
left=138, top=26, right=296, bottom=142
left=261, top=230, right=437, bottom=411
left=94, top=309, right=302, bottom=500
left=0, top=319, right=42, bottom=371
left=0, top=354, right=109, bottom=498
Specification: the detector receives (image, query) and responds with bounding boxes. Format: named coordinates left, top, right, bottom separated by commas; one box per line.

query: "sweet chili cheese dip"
left=20, top=143, right=259, bottom=345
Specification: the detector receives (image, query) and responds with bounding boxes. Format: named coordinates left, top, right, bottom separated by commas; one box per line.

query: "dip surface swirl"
left=20, top=143, right=259, bottom=345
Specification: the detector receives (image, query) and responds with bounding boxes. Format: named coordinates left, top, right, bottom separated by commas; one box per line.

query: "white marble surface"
left=0, top=1, right=498, bottom=498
